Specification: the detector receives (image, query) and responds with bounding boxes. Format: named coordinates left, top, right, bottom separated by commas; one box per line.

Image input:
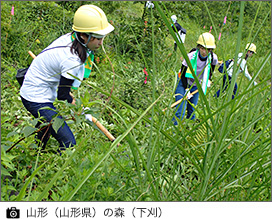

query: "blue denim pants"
left=172, top=78, right=199, bottom=125
left=215, top=75, right=237, bottom=99
left=21, top=96, right=76, bottom=151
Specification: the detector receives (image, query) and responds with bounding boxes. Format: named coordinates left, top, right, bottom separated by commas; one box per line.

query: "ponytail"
left=70, top=31, right=88, bottom=63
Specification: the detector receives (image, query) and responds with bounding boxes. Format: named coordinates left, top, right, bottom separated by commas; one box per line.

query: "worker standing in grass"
left=172, top=32, right=218, bottom=125
left=215, top=43, right=258, bottom=99
left=171, top=15, right=186, bottom=51
left=20, top=5, right=114, bottom=154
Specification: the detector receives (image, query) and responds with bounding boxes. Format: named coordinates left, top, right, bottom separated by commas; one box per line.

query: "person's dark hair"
left=245, top=53, right=249, bottom=60
left=196, top=44, right=201, bottom=50
left=70, top=31, right=88, bottom=63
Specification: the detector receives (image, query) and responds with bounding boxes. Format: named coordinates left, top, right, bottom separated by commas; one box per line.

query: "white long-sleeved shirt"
left=227, top=52, right=254, bottom=82
left=20, top=33, right=85, bottom=103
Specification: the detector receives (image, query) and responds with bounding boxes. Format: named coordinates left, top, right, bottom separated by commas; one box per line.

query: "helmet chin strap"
left=75, top=32, right=92, bottom=49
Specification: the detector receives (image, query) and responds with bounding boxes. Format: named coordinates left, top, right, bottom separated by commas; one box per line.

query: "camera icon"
left=6, top=207, right=20, bottom=218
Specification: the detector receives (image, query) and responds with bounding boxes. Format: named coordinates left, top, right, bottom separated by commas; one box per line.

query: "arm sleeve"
left=238, top=55, right=254, bottom=81
left=57, top=75, right=74, bottom=103
left=242, top=62, right=253, bottom=81
left=179, top=65, right=188, bottom=88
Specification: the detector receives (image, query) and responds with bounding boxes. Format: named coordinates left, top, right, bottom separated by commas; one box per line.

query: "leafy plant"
left=1, top=1, right=270, bottom=202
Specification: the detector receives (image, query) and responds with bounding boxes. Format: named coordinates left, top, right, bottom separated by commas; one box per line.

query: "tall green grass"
left=2, top=1, right=270, bottom=201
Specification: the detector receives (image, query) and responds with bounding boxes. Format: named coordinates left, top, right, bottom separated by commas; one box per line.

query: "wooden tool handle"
left=162, top=89, right=199, bottom=112
left=28, top=51, right=36, bottom=59
left=92, top=117, right=116, bottom=142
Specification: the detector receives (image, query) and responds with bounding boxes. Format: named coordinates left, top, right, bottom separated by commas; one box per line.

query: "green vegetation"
left=1, top=1, right=271, bottom=201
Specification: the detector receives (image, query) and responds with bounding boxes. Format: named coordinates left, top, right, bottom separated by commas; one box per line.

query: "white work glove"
left=185, top=88, right=193, bottom=99
left=82, top=107, right=92, bottom=122
left=84, top=114, right=92, bottom=122
left=207, top=80, right=212, bottom=87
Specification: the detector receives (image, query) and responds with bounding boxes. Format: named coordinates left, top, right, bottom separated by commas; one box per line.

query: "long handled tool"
left=28, top=50, right=116, bottom=142
left=91, top=117, right=115, bottom=141
left=28, top=50, right=36, bottom=59
left=162, top=89, right=199, bottom=112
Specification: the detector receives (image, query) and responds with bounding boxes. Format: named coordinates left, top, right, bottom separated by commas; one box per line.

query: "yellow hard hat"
left=197, top=32, right=216, bottom=49
left=72, top=5, right=114, bottom=36
left=245, top=43, right=257, bottom=54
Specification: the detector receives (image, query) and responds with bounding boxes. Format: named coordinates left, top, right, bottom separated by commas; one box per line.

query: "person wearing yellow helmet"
left=172, top=32, right=218, bottom=125
left=20, top=5, right=114, bottom=154
left=72, top=4, right=114, bottom=52
left=215, top=43, right=257, bottom=99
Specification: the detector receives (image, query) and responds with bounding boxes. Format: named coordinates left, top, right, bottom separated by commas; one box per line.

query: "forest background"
left=1, top=1, right=271, bottom=201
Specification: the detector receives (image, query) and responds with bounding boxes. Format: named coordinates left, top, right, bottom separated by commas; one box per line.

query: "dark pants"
left=21, top=96, right=76, bottom=151
left=215, top=75, right=237, bottom=99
